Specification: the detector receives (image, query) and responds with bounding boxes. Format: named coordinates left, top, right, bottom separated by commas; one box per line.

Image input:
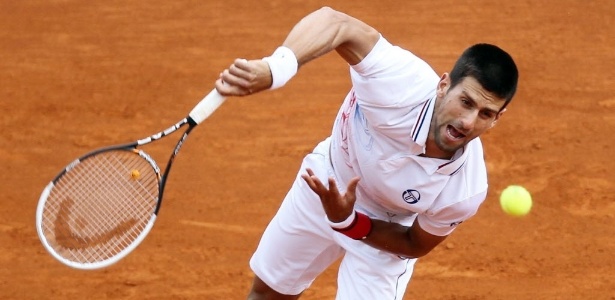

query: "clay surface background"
left=1, top=1, right=614, bottom=299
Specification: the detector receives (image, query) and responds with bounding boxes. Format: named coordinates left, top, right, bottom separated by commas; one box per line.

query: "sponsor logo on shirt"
left=402, top=189, right=420, bottom=204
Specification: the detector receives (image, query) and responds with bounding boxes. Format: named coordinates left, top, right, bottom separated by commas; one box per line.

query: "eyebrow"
left=461, top=91, right=476, bottom=103
left=461, top=91, right=500, bottom=115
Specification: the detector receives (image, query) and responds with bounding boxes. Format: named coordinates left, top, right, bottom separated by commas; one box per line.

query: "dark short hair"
left=449, top=44, right=518, bottom=110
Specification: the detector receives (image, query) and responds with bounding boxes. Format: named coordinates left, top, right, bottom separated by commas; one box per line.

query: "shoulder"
left=429, top=139, right=489, bottom=216
left=417, top=140, right=489, bottom=236
left=349, top=36, right=439, bottom=110
left=352, top=36, right=437, bottom=79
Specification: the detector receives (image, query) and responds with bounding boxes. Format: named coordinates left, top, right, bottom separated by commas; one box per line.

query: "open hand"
left=301, top=168, right=361, bottom=223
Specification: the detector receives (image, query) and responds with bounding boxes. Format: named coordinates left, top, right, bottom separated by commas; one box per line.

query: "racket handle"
left=188, top=89, right=227, bottom=125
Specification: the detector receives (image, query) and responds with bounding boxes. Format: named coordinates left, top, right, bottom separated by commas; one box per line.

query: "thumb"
left=345, top=177, right=361, bottom=201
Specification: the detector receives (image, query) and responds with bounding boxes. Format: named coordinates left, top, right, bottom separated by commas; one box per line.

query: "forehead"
left=455, top=76, right=506, bottom=109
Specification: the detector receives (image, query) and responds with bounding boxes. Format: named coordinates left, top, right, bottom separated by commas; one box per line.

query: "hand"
left=301, top=168, right=361, bottom=223
left=215, top=58, right=273, bottom=96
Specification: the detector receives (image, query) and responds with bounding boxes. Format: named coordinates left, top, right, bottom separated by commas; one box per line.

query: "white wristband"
left=326, top=211, right=356, bottom=230
left=262, top=46, right=298, bottom=90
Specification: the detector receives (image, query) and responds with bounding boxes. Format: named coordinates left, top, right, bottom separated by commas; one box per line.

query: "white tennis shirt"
left=329, top=36, right=488, bottom=237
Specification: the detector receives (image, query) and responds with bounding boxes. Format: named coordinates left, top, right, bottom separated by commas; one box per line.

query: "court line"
left=179, top=220, right=260, bottom=234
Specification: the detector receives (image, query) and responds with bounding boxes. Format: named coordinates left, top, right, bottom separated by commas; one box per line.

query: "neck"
left=422, top=137, right=455, bottom=159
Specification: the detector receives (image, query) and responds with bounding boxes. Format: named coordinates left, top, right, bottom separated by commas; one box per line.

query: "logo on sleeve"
left=450, top=221, right=464, bottom=227
left=402, top=189, right=420, bottom=204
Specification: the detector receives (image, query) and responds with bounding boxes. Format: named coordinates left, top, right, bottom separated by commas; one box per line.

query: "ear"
left=490, top=108, right=506, bottom=128
left=436, top=73, right=450, bottom=98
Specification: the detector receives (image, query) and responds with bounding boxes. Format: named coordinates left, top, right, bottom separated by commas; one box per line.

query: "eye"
left=480, top=110, right=495, bottom=119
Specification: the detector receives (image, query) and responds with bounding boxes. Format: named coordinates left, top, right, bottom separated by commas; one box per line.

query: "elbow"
left=409, top=248, right=432, bottom=259
left=315, top=6, right=341, bottom=16
left=383, top=245, right=431, bottom=260
left=314, top=6, right=351, bottom=25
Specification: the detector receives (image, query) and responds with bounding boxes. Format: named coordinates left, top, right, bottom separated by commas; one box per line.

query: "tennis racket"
left=36, top=88, right=226, bottom=270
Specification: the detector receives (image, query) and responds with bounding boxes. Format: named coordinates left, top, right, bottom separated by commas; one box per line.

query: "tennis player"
left=216, top=6, right=518, bottom=300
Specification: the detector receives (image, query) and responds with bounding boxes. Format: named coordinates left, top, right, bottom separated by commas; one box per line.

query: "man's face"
left=429, top=74, right=506, bottom=158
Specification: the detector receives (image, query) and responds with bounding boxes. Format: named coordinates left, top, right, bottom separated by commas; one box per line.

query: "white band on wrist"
left=262, top=46, right=298, bottom=90
left=326, top=211, right=356, bottom=230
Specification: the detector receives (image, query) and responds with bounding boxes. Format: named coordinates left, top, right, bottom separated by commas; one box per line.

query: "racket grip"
left=188, top=89, right=227, bottom=125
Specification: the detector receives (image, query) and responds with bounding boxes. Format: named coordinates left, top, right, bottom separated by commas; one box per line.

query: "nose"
left=458, top=110, right=478, bottom=132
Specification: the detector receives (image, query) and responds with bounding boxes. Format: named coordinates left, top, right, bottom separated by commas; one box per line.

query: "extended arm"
left=216, top=7, right=380, bottom=96
left=366, top=218, right=447, bottom=258
left=302, top=169, right=447, bottom=259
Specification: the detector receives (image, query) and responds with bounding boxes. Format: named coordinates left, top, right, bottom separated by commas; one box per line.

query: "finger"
left=302, top=168, right=317, bottom=187
left=301, top=173, right=317, bottom=191
left=301, top=171, right=326, bottom=195
left=303, top=168, right=324, bottom=191
left=305, top=168, right=332, bottom=191
left=309, top=174, right=326, bottom=191
left=228, top=60, right=255, bottom=85
left=345, top=176, right=361, bottom=202
left=346, top=177, right=360, bottom=193
left=327, top=177, right=341, bottom=198
left=220, top=69, right=249, bottom=88
left=215, top=78, right=238, bottom=96
left=234, top=58, right=252, bottom=72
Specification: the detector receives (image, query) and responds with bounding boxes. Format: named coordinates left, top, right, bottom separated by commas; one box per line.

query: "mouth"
left=446, top=125, right=466, bottom=140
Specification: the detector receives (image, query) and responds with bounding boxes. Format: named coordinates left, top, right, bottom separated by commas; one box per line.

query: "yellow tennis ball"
left=499, top=185, right=532, bottom=216
left=130, top=169, right=140, bottom=180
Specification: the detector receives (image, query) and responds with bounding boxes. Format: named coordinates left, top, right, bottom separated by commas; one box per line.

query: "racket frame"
left=36, top=89, right=225, bottom=270
left=36, top=117, right=197, bottom=269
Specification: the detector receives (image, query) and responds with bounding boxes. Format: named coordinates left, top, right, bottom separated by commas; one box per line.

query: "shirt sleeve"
left=416, top=190, right=487, bottom=236
left=349, top=35, right=440, bottom=130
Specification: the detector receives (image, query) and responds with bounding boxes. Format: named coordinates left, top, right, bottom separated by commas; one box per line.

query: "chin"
left=436, top=139, right=464, bottom=156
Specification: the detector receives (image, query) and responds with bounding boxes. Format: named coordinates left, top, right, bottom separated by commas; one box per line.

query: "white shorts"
left=250, top=138, right=417, bottom=299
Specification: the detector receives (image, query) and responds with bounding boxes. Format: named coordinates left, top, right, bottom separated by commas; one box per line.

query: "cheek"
left=441, top=99, right=462, bottom=116
left=474, top=120, right=495, bottom=134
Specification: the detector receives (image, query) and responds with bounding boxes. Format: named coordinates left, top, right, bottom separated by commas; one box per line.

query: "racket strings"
left=41, top=150, right=159, bottom=264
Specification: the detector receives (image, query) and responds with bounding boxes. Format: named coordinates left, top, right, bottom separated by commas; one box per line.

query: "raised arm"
left=281, top=6, right=380, bottom=67
left=216, top=7, right=380, bottom=96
